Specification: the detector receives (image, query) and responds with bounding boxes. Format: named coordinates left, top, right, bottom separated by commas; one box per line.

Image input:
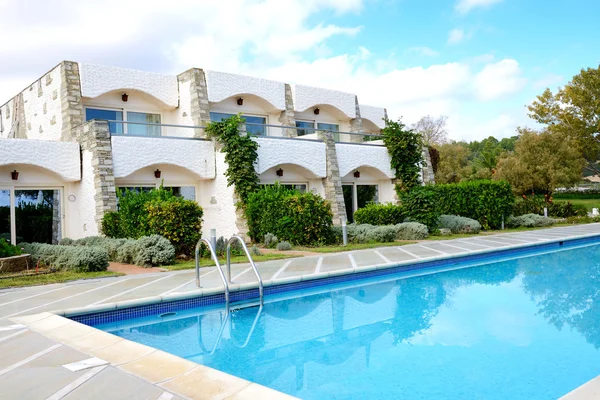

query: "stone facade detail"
left=77, top=120, right=117, bottom=231
left=177, top=68, right=211, bottom=138
left=278, top=84, right=297, bottom=137
left=421, top=146, right=435, bottom=184
left=13, top=94, right=27, bottom=139
left=318, top=131, right=348, bottom=226
left=60, top=61, right=84, bottom=141
left=349, top=95, right=364, bottom=143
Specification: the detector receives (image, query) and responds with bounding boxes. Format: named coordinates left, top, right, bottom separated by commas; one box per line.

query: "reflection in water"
left=102, top=244, right=600, bottom=400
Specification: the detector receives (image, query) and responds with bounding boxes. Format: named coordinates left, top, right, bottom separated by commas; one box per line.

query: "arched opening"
left=259, top=164, right=324, bottom=196
left=210, top=93, right=281, bottom=136
left=341, top=166, right=392, bottom=223
left=115, top=164, right=199, bottom=202
left=295, top=104, right=353, bottom=140
left=361, top=118, right=383, bottom=135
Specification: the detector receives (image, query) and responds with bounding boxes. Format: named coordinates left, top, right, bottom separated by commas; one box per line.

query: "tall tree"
left=528, top=65, right=600, bottom=175
left=412, top=115, right=449, bottom=145
left=494, top=128, right=585, bottom=195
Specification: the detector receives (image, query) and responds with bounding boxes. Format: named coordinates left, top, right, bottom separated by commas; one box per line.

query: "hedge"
left=354, top=203, right=406, bottom=225
left=553, top=191, right=600, bottom=199
left=507, top=214, right=555, bottom=228
left=403, top=180, right=514, bottom=230
left=21, top=243, right=109, bottom=272
left=245, top=184, right=335, bottom=245
left=340, top=222, right=429, bottom=243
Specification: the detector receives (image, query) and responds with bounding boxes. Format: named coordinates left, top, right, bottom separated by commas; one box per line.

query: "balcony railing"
left=101, top=120, right=384, bottom=145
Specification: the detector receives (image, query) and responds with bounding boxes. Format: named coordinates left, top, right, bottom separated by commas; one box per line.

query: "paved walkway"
left=1, top=223, right=600, bottom=399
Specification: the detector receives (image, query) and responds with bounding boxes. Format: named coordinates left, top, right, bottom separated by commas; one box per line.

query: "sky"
left=0, top=0, right=598, bottom=141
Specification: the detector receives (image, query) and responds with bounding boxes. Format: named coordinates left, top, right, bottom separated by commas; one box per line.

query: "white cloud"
left=474, top=59, right=527, bottom=100
left=407, top=46, right=439, bottom=57
left=448, top=29, right=466, bottom=45
left=533, top=73, right=564, bottom=89
left=0, top=0, right=530, bottom=144
left=455, top=0, right=503, bottom=14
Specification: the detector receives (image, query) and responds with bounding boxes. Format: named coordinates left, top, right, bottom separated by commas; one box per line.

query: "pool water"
left=98, top=243, right=600, bottom=399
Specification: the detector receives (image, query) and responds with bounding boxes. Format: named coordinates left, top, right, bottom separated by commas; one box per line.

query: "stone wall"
left=318, top=131, right=347, bottom=226
left=278, top=84, right=297, bottom=137
left=349, top=95, right=364, bottom=143
left=177, top=69, right=211, bottom=137
left=421, top=146, right=435, bottom=184
left=60, top=61, right=84, bottom=141
left=76, top=120, right=117, bottom=232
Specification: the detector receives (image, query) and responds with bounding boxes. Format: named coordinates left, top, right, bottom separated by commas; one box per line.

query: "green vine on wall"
left=382, top=118, right=425, bottom=194
left=205, top=115, right=260, bottom=207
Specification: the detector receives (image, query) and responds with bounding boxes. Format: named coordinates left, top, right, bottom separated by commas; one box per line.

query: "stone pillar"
left=278, top=84, right=297, bottom=137
left=60, top=61, right=84, bottom=141
left=12, top=94, right=27, bottom=139
left=177, top=68, right=211, bottom=138
left=51, top=190, right=61, bottom=244
left=77, top=120, right=117, bottom=232
left=421, top=146, right=435, bottom=185
left=349, top=96, right=363, bottom=143
left=318, top=131, right=348, bottom=226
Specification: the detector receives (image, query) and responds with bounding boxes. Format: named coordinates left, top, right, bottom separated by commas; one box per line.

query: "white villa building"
left=0, top=61, right=431, bottom=245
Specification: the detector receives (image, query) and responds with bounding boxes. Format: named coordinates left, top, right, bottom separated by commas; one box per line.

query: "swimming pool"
left=92, top=240, right=600, bottom=399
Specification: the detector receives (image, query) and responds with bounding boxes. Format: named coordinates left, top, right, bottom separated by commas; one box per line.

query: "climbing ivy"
left=382, top=118, right=425, bottom=194
left=205, top=115, right=260, bottom=207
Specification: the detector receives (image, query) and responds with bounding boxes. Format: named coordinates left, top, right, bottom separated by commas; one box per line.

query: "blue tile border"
left=71, top=234, right=600, bottom=327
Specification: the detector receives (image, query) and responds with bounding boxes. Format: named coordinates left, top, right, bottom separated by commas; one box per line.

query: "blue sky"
left=0, top=0, right=598, bottom=141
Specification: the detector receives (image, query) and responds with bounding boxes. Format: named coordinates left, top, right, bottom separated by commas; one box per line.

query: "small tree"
left=382, top=118, right=424, bottom=194
left=411, top=115, right=449, bottom=146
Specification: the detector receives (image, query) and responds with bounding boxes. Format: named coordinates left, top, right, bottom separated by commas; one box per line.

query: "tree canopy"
left=411, top=115, right=449, bottom=146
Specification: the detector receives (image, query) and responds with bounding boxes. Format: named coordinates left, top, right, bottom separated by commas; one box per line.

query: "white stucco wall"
left=336, top=143, right=394, bottom=178
left=79, top=63, right=178, bottom=108
left=0, top=65, right=63, bottom=140
left=254, top=137, right=326, bottom=178
left=205, top=71, right=285, bottom=111
left=0, top=139, right=80, bottom=181
left=291, top=84, right=356, bottom=118
left=259, top=165, right=325, bottom=197
left=66, top=150, right=98, bottom=238
left=111, top=136, right=215, bottom=179
left=210, top=97, right=282, bottom=136
left=359, top=105, right=386, bottom=129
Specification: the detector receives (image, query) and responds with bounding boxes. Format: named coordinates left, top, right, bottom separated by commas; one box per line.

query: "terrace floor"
left=1, top=224, right=600, bottom=399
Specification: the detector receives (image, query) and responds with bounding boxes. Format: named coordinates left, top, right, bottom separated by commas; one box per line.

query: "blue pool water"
left=97, top=243, right=600, bottom=399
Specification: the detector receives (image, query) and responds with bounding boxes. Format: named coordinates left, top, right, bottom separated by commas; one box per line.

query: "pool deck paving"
left=1, top=224, right=600, bottom=399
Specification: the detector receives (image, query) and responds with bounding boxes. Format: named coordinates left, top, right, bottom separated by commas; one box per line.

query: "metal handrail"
left=230, top=304, right=263, bottom=348
left=195, top=238, right=229, bottom=307
left=226, top=235, right=264, bottom=305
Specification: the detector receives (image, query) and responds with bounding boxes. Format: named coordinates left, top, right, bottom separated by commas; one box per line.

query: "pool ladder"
left=194, top=235, right=264, bottom=312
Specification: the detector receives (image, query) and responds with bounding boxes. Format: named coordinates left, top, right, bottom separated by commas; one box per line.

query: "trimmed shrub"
left=354, top=203, right=405, bottom=225
left=21, top=243, right=109, bottom=272
left=250, top=245, right=262, bottom=256
left=115, top=239, right=138, bottom=264
left=264, top=233, right=278, bottom=249
left=132, top=235, right=176, bottom=267
left=101, top=211, right=121, bottom=238
left=0, top=238, right=22, bottom=258
left=365, top=226, right=398, bottom=243
left=400, top=186, right=440, bottom=231
left=276, top=241, right=292, bottom=251
left=507, top=214, right=555, bottom=228
left=246, top=184, right=335, bottom=245
left=394, top=222, right=429, bottom=240
left=439, top=215, right=481, bottom=234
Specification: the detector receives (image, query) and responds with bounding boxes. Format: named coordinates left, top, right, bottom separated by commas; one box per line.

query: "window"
left=295, top=121, right=314, bottom=137
left=210, top=112, right=267, bottom=136
left=127, top=112, right=161, bottom=136
left=343, top=184, right=379, bottom=223
left=317, top=123, right=340, bottom=142
left=85, top=108, right=123, bottom=134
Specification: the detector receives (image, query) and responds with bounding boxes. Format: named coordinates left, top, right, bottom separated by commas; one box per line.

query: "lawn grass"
left=556, top=197, right=600, bottom=212
left=0, top=271, right=123, bottom=289
left=166, top=253, right=301, bottom=271
left=295, top=241, right=414, bottom=253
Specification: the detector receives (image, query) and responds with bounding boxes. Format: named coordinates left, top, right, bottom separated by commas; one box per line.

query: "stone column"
left=60, top=61, right=84, bottom=141
left=278, top=84, right=297, bottom=137
left=77, top=120, right=117, bottom=232
left=349, top=96, right=363, bottom=143
left=318, top=131, right=348, bottom=226
left=51, top=190, right=61, bottom=244
left=177, top=68, right=211, bottom=138
left=421, top=146, right=435, bottom=184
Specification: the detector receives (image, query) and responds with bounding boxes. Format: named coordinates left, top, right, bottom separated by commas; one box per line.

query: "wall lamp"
left=122, top=92, right=129, bottom=102
left=314, top=107, right=320, bottom=115
left=276, top=168, right=284, bottom=177
left=237, top=97, right=244, bottom=106
left=11, top=170, right=19, bottom=180
left=354, top=170, right=360, bottom=178
left=154, top=169, right=161, bottom=179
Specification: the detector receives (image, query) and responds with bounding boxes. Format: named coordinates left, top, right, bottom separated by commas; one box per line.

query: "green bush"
left=439, top=215, right=481, bottom=234
left=250, top=245, right=262, bottom=256
left=513, top=195, right=587, bottom=218
left=0, top=238, right=22, bottom=258
left=400, top=186, right=440, bottom=231
left=21, top=243, right=108, bottom=272
left=354, top=203, right=405, bottom=225
left=394, top=222, right=429, bottom=240
left=133, top=235, right=176, bottom=267
left=115, top=239, right=138, bottom=265
left=246, top=184, right=335, bottom=245
left=101, top=187, right=203, bottom=256
left=365, top=226, right=398, bottom=242
left=553, top=191, right=600, bottom=199
left=507, top=214, right=555, bottom=228
left=276, top=241, right=292, bottom=251
left=416, top=180, right=514, bottom=230
left=565, top=215, right=600, bottom=224
left=264, top=233, right=278, bottom=248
